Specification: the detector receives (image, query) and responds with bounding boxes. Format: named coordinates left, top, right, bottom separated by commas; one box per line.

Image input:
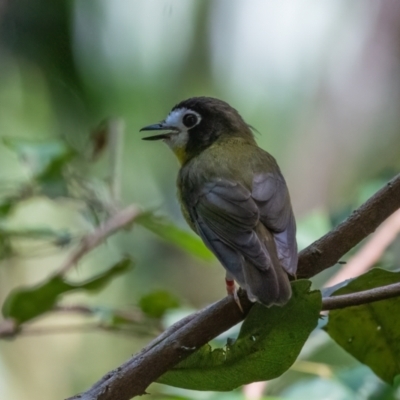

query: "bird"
left=140, top=97, right=297, bottom=308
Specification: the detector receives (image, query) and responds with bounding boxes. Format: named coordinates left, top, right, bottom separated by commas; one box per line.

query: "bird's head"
left=140, top=97, right=254, bottom=164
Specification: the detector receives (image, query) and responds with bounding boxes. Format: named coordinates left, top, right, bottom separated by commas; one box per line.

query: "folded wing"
left=189, top=174, right=297, bottom=306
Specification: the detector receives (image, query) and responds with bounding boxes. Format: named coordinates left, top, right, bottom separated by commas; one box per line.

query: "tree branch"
left=322, top=281, right=400, bottom=310
left=297, top=177, right=400, bottom=279
left=324, top=208, right=400, bottom=287
left=67, top=173, right=400, bottom=400
left=57, top=205, right=140, bottom=275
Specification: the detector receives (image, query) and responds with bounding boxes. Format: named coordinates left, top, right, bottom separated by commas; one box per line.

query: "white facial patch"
left=163, top=108, right=201, bottom=152
left=164, top=108, right=188, bottom=128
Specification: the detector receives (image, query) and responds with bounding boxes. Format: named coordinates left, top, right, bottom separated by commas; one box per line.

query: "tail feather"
left=243, top=260, right=291, bottom=306
left=243, top=224, right=292, bottom=307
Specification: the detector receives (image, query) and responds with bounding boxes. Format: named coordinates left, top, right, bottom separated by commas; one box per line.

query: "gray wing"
left=189, top=177, right=296, bottom=305
left=252, top=173, right=298, bottom=275
left=191, top=176, right=298, bottom=275
left=193, top=180, right=273, bottom=271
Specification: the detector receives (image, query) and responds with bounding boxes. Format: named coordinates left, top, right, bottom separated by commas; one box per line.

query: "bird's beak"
left=140, top=123, right=179, bottom=141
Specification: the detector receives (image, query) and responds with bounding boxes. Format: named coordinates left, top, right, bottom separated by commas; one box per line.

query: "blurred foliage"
left=0, top=1, right=399, bottom=400
left=296, top=209, right=332, bottom=251
left=2, top=137, right=75, bottom=199
left=2, top=258, right=132, bottom=325
left=139, top=289, right=180, bottom=318
left=0, top=130, right=213, bottom=328
left=136, top=212, right=213, bottom=261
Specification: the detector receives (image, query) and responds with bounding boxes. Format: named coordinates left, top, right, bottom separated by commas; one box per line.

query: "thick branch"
left=324, top=208, right=400, bottom=287
left=67, top=296, right=250, bottom=400
left=297, top=177, right=400, bottom=278
left=67, top=173, right=400, bottom=400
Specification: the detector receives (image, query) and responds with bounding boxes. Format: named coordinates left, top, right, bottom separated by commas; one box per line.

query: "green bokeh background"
left=0, top=1, right=400, bottom=399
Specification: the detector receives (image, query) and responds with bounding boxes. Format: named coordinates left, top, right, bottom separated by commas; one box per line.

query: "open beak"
left=140, top=123, right=178, bottom=141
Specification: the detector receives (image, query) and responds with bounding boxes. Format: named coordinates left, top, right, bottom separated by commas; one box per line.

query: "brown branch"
left=16, top=323, right=155, bottom=338
left=322, top=281, right=400, bottom=310
left=4, top=280, right=399, bottom=340
left=57, top=205, right=140, bottom=275
left=0, top=206, right=142, bottom=339
left=66, top=296, right=250, bottom=400
left=67, top=173, right=400, bottom=400
left=324, top=208, right=400, bottom=287
left=297, top=177, right=400, bottom=279
left=0, top=304, right=152, bottom=339
left=0, top=319, right=17, bottom=338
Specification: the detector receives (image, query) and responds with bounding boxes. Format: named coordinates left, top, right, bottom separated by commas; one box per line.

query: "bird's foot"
left=225, top=278, right=244, bottom=313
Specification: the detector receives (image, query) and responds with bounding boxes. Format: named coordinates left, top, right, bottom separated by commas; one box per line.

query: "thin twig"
left=325, top=208, right=400, bottom=287
left=18, top=323, right=101, bottom=336
left=0, top=303, right=150, bottom=339
left=57, top=205, right=140, bottom=276
left=15, top=324, right=157, bottom=338
left=0, top=319, right=17, bottom=338
left=67, top=173, right=400, bottom=400
left=4, top=279, right=400, bottom=341
left=322, top=281, right=400, bottom=310
left=53, top=305, right=144, bottom=324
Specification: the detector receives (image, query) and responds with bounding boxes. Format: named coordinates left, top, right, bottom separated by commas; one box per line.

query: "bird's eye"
left=182, top=113, right=198, bottom=128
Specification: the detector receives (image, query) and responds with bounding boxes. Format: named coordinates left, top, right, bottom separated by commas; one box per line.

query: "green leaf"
left=158, top=280, right=321, bottom=391
left=139, top=290, right=180, bottom=318
left=325, top=268, right=400, bottom=384
left=136, top=212, right=213, bottom=261
left=2, top=258, right=132, bottom=324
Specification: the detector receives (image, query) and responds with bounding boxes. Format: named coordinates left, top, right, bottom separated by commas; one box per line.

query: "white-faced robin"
left=141, top=97, right=297, bottom=307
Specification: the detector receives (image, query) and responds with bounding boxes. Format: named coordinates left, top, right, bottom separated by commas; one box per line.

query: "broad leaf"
left=158, top=280, right=321, bottom=391
left=2, top=258, right=132, bottom=324
left=136, top=212, right=213, bottom=261
left=325, top=268, right=400, bottom=384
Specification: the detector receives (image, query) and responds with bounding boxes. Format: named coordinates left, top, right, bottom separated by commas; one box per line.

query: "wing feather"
left=195, top=181, right=271, bottom=269
left=187, top=173, right=297, bottom=306
left=252, top=173, right=298, bottom=275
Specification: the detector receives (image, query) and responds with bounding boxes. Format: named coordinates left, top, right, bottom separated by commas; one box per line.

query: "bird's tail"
left=243, top=225, right=292, bottom=307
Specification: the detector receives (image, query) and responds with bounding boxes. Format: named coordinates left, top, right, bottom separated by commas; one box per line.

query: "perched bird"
left=140, top=97, right=297, bottom=307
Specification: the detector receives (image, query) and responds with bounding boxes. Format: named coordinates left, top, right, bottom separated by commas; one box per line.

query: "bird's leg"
left=225, top=274, right=244, bottom=313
